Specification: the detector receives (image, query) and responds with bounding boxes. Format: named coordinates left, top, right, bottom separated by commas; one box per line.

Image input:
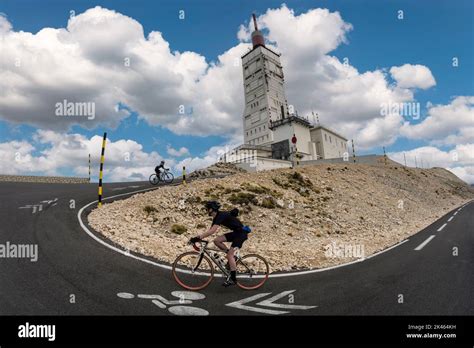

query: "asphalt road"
left=0, top=180, right=472, bottom=316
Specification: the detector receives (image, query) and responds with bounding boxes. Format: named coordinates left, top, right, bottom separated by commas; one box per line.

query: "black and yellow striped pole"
left=182, top=166, right=186, bottom=185
left=383, top=146, right=387, bottom=166
left=98, top=132, right=107, bottom=207
left=296, top=147, right=299, bottom=166
left=352, top=139, right=356, bottom=163
left=88, top=153, right=91, bottom=183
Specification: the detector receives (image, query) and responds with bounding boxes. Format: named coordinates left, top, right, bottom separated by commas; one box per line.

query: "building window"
left=324, top=134, right=327, bottom=141
left=329, top=136, right=332, bottom=143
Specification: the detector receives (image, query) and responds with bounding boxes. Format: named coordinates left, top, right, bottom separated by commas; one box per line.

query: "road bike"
left=149, top=169, right=174, bottom=185
left=172, top=239, right=269, bottom=290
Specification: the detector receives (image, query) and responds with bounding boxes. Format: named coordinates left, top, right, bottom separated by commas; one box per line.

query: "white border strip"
left=78, top=186, right=411, bottom=278
left=414, top=235, right=436, bottom=251
left=437, top=223, right=448, bottom=232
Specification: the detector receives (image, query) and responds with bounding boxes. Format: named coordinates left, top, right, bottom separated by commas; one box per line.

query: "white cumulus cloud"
left=390, top=64, right=436, bottom=90
left=400, top=96, right=474, bottom=145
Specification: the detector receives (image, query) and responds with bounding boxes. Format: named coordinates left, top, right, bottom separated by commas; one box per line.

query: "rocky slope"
left=88, top=163, right=473, bottom=272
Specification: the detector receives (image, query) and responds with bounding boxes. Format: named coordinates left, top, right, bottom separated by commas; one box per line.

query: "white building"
left=225, top=14, right=348, bottom=171
left=310, top=125, right=348, bottom=159
left=242, top=14, right=287, bottom=147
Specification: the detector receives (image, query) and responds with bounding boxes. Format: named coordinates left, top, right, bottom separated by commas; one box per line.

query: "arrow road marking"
left=19, top=198, right=57, bottom=214
left=226, top=291, right=317, bottom=315
left=437, top=223, right=447, bottom=232
left=256, top=290, right=317, bottom=310
left=226, top=293, right=289, bottom=315
left=414, top=235, right=436, bottom=251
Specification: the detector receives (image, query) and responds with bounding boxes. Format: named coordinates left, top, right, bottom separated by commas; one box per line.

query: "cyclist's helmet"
left=205, top=201, right=221, bottom=212
left=160, top=160, right=165, bottom=165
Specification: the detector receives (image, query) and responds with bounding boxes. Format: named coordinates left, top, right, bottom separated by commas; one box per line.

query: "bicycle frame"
left=194, top=241, right=231, bottom=277
left=193, top=241, right=255, bottom=277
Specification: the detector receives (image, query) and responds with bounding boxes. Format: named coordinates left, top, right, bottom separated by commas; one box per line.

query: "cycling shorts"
left=224, top=230, right=248, bottom=249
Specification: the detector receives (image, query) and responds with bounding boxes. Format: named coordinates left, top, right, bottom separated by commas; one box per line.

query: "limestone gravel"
left=88, top=164, right=473, bottom=272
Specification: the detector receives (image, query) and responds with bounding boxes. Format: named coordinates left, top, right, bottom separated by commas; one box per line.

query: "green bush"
left=289, top=171, right=305, bottom=184
left=185, top=196, right=202, bottom=204
left=171, top=224, right=187, bottom=235
left=229, top=192, right=257, bottom=205
left=260, top=197, right=276, bottom=209
left=242, top=183, right=271, bottom=194
left=272, top=177, right=289, bottom=189
left=143, top=205, right=158, bottom=215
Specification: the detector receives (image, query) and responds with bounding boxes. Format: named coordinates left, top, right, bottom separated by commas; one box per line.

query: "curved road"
left=0, top=180, right=472, bottom=316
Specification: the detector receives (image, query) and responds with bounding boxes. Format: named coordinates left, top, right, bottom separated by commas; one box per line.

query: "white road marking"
left=414, top=235, right=436, bottom=251
left=171, top=291, right=206, bottom=300
left=226, top=293, right=289, bottom=315
left=454, top=211, right=458, bottom=216
left=448, top=216, right=454, bottom=222
left=437, top=223, right=447, bottom=232
left=256, top=290, right=317, bottom=310
left=168, top=306, right=209, bottom=316
left=137, top=294, right=191, bottom=305
left=151, top=300, right=166, bottom=309
left=111, top=187, right=128, bottom=191
left=117, top=292, right=135, bottom=299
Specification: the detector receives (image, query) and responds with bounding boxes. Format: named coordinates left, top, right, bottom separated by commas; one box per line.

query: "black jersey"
left=212, top=211, right=243, bottom=232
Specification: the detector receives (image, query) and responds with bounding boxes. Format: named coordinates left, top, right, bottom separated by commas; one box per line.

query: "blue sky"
left=0, top=0, right=472, bottom=181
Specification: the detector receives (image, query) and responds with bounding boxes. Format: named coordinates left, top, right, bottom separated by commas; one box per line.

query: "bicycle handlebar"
left=188, top=238, right=208, bottom=251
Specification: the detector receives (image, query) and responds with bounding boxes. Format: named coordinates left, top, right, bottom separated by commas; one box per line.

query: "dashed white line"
left=437, top=223, right=448, bottom=232
left=453, top=211, right=458, bottom=216
left=414, top=235, right=436, bottom=251
left=447, top=216, right=454, bottom=222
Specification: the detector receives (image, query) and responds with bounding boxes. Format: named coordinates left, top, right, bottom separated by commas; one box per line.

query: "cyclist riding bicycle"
left=190, top=201, right=248, bottom=287
left=155, top=160, right=166, bottom=176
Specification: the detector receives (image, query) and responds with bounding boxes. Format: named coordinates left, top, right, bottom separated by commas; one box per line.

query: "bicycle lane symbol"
left=117, top=291, right=209, bottom=316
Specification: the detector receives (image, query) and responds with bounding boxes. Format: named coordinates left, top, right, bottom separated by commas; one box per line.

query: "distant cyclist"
left=190, top=201, right=247, bottom=287
left=155, top=160, right=166, bottom=176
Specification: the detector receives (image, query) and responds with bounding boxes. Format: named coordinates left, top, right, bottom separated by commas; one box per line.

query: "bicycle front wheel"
left=236, top=254, right=269, bottom=290
left=149, top=174, right=159, bottom=185
left=161, top=171, right=174, bottom=184
left=172, top=251, right=214, bottom=291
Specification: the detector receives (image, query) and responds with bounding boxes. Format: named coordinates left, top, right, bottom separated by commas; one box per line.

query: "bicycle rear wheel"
left=172, top=251, right=214, bottom=290
left=160, top=171, right=174, bottom=184
left=236, top=254, right=269, bottom=290
left=149, top=174, right=159, bottom=185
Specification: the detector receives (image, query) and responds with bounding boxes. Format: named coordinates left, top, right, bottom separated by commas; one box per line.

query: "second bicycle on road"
left=149, top=169, right=174, bottom=185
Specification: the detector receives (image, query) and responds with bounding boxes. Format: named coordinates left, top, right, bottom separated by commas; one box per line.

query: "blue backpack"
left=243, top=225, right=252, bottom=234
